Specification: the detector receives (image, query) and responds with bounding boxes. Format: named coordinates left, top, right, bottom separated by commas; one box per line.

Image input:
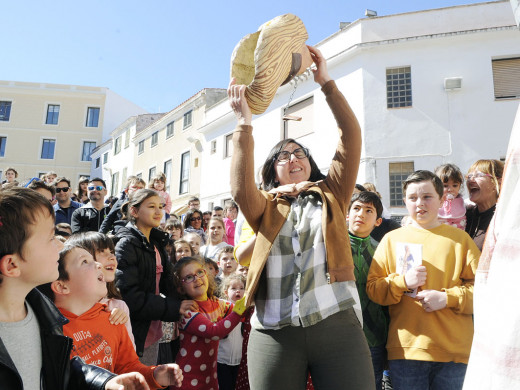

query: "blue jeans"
left=388, top=360, right=467, bottom=390
left=369, top=345, right=386, bottom=389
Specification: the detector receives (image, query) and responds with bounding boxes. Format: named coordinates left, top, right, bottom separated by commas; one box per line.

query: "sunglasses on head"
left=55, top=187, right=70, bottom=193
left=88, top=186, right=104, bottom=191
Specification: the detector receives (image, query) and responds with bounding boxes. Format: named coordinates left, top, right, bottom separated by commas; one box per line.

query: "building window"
left=41, top=139, right=56, bottom=159
left=386, top=67, right=412, bottom=109
left=122, top=167, right=128, bottom=185
left=0, top=101, right=12, bottom=122
left=103, top=152, right=108, bottom=164
left=82, top=141, right=96, bottom=161
left=114, top=136, right=122, bottom=155
left=183, top=110, right=192, bottom=129
left=45, top=104, right=60, bottom=125
left=225, top=134, right=233, bottom=158
left=86, top=107, right=100, bottom=127
left=389, top=161, right=415, bottom=207
left=148, top=166, right=156, bottom=182
left=164, top=159, right=172, bottom=193
left=151, top=131, right=158, bottom=147
left=0, top=137, right=6, bottom=157
left=492, top=57, right=520, bottom=99
left=166, top=121, right=174, bottom=138
left=179, top=151, right=190, bottom=194
left=136, top=172, right=142, bottom=180
left=111, top=172, right=120, bottom=197
left=138, top=140, right=144, bottom=155
left=210, top=140, right=217, bottom=154
left=283, top=96, right=314, bottom=139
left=124, top=129, right=130, bottom=148
left=95, top=157, right=100, bottom=168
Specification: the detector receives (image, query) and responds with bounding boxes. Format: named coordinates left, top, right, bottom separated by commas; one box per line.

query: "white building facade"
left=198, top=0, right=520, bottom=216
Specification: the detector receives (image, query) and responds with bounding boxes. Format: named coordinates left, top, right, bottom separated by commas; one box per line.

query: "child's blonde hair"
left=148, top=172, right=166, bottom=189
left=219, top=274, right=246, bottom=299
left=172, top=257, right=216, bottom=299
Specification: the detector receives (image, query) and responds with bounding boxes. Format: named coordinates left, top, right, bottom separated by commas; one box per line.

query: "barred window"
left=386, top=67, right=412, bottom=109
left=389, top=161, right=414, bottom=207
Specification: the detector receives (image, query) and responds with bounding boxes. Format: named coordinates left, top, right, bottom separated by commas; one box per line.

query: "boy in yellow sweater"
left=367, top=170, right=480, bottom=390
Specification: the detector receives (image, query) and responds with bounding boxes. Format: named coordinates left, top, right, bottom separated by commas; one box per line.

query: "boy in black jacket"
left=0, top=187, right=149, bottom=390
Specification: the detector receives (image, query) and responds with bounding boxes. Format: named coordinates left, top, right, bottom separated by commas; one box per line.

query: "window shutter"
left=492, top=58, right=520, bottom=99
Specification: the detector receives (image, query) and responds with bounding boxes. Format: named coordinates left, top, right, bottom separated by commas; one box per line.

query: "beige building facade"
left=90, top=113, right=165, bottom=197
left=128, top=88, right=226, bottom=212
left=0, top=80, right=146, bottom=185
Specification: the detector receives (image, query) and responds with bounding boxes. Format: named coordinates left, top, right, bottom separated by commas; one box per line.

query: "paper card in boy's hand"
left=396, top=242, right=422, bottom=298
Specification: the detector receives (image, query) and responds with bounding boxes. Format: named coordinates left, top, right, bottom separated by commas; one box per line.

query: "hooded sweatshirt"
left=59, top=303, right=162, bottom=389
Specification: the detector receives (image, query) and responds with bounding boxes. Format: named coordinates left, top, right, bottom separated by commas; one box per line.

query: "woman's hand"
left=308, top=45, right=331, bottom=87
left=228, top=78, right=252, bottom=126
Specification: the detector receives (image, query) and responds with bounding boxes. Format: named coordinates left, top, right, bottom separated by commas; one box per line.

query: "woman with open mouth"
left=465, top=159, right=504, bottom=250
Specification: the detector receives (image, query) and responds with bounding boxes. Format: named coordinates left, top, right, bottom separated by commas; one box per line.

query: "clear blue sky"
left=2, top=0, right=491, bottom=113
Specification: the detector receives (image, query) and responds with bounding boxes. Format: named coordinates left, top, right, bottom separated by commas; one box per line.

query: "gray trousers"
left=247, top=307, right=375, bottom=390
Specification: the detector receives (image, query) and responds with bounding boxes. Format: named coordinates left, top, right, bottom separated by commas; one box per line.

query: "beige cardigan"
left=230, top=80, right=362, bottom=307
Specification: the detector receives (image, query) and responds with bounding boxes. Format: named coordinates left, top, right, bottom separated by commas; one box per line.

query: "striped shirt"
left=252, top=193, right=357, bottom=330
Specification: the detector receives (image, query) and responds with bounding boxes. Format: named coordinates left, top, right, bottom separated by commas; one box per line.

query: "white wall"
left=103, top=89, right=147, bottom=141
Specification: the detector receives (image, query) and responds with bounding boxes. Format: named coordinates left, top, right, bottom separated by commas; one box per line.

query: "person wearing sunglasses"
left=53, top=177, right=83, bottom=225
left=71, top=178, right=110, bottom=233
left=465, top=159, right=504, bottom=250
left=182, top=208, right=207, bottom=245
left=228, top=46, right=373, bottom=389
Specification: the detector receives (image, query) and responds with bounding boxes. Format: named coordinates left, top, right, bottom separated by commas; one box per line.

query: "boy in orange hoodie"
left=39, top=243, right=184, bottom=389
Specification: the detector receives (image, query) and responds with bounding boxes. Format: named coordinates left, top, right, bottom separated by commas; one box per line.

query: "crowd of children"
left=0, top=157, right=504, bottom=389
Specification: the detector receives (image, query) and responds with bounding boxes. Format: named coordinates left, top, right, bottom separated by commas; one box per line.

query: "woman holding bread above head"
left=228, top=45, right=374, bottom=390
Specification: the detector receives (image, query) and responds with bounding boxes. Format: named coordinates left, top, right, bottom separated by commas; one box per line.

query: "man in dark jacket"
left=71, top=178, right=110, bottom=233
left=53, top=177, right=82, bottom=225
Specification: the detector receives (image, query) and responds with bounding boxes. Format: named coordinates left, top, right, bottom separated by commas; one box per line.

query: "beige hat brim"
left=231, top=14, right=312, bottom=115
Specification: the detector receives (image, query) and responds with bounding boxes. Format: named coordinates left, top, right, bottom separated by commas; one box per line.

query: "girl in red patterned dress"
left=173, top=257, right=246, bottom=389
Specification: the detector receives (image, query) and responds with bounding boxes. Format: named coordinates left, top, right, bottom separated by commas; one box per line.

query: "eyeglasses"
left=88, top=186, right=105, bottom=191
left=55, top=187, right=70, bottom=193
left=465, top=172, right=492, bottom=181
left=275, top=147, right=309, bottom=162
left=181, top=268, right=206, bottom=284
left=190, top=216, right=202, bottom=221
